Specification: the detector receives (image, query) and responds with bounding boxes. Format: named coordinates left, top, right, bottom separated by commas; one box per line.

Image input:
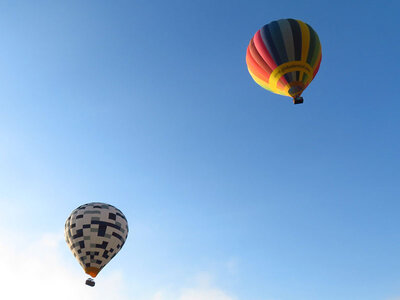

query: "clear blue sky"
left=0, top=1, right=399, bottom=299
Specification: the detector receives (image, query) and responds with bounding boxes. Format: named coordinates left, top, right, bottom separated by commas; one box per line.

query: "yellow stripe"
left=297, top=20, right=310, bottom=82
left=268, top=61, right=313, bottom=94
left=248, top=68, right=288, bottom=96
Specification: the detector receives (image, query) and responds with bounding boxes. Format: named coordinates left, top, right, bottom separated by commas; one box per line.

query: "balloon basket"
left=86, top=278, right=95, bottom=287
left=293, top=96, right=304, bottom=104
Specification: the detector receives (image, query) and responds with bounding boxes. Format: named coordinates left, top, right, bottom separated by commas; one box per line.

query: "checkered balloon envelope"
left=65, top=202, right=129, bottom=278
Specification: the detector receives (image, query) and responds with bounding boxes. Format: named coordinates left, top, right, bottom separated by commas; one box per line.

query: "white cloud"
left=179, top=287, right=236, bottom=300
left=150, top=287, right=236, bottom=300
left=0, top=226, right=238, bottom=300
left=225, top=257, right=239, bottom=275
left=0, top=191, right=241, bottom=300
left=0, top=229, right=129, bottom=300
left=149, top=273, right=236, bottom=300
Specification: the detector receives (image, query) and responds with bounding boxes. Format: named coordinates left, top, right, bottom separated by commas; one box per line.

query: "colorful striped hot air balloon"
left=246, top=19, right=322, bottom=104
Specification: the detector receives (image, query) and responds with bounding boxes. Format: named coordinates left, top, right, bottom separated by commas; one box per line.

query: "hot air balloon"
left=246, top=19, right=322, bottom=104
left=65, top=202, right=129, bottom=287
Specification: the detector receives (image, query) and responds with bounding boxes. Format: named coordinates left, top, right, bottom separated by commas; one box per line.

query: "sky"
left=0, top=1, right=399, bottom=299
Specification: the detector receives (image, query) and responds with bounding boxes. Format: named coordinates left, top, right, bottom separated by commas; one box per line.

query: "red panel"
left=313, top=54, right=322, bottom=78
left=277, top=76, right=287, bottom=90
left=248, top=39, right=273, bottom=76
left=253, top=30, right=277, bottom=70
left=246, top=47, right=270, bottom=81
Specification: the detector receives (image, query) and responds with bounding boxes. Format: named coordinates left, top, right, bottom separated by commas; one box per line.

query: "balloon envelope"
left=65, top=202, right=129, bottom=278
left=246, top=19, right=322, bottom=101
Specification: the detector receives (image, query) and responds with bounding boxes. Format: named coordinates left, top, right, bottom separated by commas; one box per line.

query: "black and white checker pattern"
left=65, top=202, right=129, bottom=275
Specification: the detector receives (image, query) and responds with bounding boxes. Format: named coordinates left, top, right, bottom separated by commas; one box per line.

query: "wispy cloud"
left=149, top=271, right=236, bottom=300
left=179, top=287, right=236, bottom=300
left=0, top=229, right=129, bottom=300
left=150, top=287, right=236, bottom=300
left=0, top=226, right=238, bottom=300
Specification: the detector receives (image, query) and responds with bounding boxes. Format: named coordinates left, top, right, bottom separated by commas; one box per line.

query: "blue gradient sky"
left=0, top=1, right=399, bottom=299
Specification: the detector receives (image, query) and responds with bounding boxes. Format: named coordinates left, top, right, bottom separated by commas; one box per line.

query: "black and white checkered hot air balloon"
left=65, top=203, right=129, bottom=286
